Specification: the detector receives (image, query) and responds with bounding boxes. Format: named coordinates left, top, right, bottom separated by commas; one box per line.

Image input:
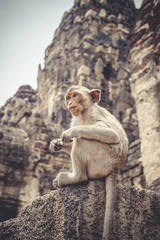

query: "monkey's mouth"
left=69, top=106, right=77, bottom=110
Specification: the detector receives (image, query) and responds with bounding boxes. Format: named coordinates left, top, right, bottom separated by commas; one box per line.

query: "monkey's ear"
left=90, top=89, right=101, bottom=103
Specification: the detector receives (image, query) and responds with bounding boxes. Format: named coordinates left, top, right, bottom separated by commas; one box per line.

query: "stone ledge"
left=0, top=181, right=160, bottom=240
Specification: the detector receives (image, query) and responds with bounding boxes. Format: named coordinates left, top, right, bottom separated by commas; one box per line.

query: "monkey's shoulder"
left=91, top=105, right=119, bottom=125
left=91, top=104, right=113, bottom=118
left=92, top=105, right=127, bottom=138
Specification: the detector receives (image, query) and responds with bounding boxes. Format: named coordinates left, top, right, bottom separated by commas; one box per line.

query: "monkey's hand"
left=61, top=128, right=77, bottom=143
left=50, top=139, right=63, bottom=152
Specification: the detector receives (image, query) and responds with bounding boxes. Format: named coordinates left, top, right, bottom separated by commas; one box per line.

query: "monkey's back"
left=91, top=104, right=128, bottom=157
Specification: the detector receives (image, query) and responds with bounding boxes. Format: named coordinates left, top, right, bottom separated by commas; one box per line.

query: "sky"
left=0, top=0, right=143, bottom=107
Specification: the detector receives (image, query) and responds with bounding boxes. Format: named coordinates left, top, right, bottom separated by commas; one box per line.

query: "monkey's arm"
left=61, top=125, right=119, bottom=144
left=61, top=143, right=72, bottom=154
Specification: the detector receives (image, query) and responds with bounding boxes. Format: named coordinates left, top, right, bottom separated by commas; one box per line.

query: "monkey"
left=50, top=85, right=128, bottom=240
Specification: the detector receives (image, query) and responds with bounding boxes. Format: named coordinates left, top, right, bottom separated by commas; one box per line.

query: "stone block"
left=85, top=9, right=97, bottom=19
left=99, top=9, right=107, bottom=18
left=0, top=182, right=160, bottom=240
left=77, top=65, right=91, bottom=77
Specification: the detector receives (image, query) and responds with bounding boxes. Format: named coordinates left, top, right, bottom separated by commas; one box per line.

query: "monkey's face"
left=66, top=91, right=84, bottom=116
left=65, top=86, right=101, bottom=117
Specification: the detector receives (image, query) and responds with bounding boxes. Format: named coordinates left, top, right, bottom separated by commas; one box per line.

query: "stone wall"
left=0, top=126, right=29, bottom=221
left=0, top=183, right=160, bottom=240
left=0, top=86, right=71, bottom=221
left=37, top=0, right=137, bottom=136
left=130, top=0, right=160, bottom=191
left=0, top=0, right=160, bottom=222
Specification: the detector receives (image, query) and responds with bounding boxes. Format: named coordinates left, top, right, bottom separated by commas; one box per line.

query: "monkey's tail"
left=102, top=171, right=117, bottom=240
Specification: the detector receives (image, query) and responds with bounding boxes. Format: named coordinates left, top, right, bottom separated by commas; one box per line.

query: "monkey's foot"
left=53, top=172, right=75, bottom=187
left=53, top=172, right=69, bottom=188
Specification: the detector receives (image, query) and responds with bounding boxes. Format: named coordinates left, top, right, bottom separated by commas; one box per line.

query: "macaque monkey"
left=50, top=85, right=128, bottom=240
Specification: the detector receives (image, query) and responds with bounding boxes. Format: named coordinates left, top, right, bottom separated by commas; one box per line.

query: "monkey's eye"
left=66, top=96, right=70, bottom=101
left=73, top=93, right=78, bottom=98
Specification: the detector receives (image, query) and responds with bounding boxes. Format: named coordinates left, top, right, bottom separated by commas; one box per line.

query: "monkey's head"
left=65, top=85, right=101, bottom=117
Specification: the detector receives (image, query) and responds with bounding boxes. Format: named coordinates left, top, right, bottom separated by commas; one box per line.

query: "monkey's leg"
left=102, top=171, right=117, bottom=240
left=54, top=155, right=88, bottom=187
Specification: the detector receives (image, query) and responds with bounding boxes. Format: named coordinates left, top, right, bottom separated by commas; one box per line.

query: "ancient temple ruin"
left=0, top=0, right=160, bottom=226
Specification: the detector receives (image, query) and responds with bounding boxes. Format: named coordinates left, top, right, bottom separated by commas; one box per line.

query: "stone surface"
left=0, top=0, right=160, bottom=223
left=0, top=182, right=160, bottom=240
left=130, top=0, right=160, bottom=190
